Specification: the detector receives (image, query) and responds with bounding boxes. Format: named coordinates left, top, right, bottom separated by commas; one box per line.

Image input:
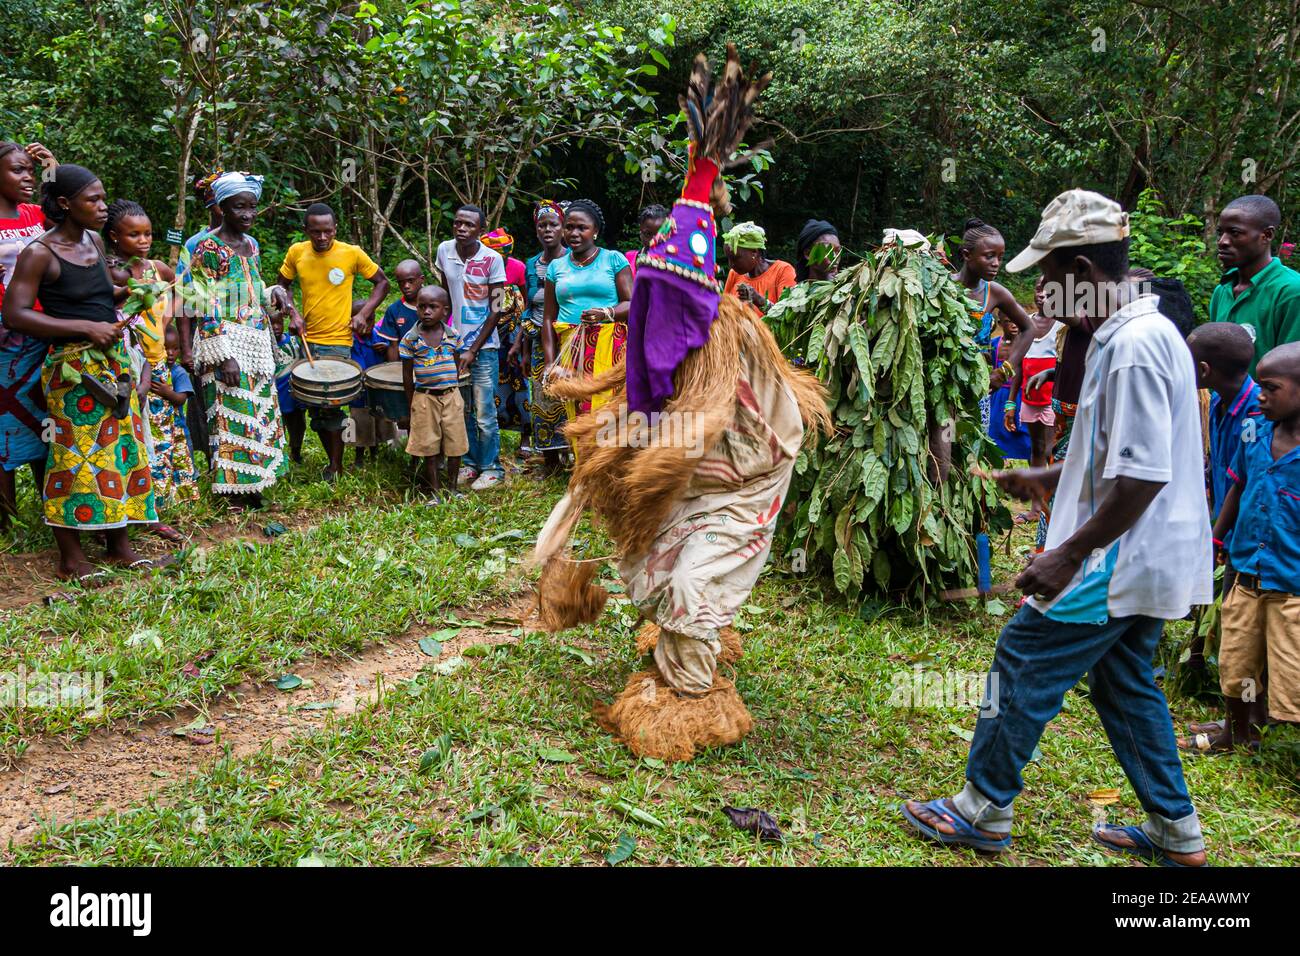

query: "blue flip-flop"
left=900, top=798, right=1012, bottom=853
left=1091, top=823, right=1205, bottom=867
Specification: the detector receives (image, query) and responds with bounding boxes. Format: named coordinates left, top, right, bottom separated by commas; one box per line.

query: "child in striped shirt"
left=399, top=285, right=469, bottom=503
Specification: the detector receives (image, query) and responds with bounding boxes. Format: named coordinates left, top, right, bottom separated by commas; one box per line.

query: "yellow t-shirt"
left=278, top=240, right=380, bottom=346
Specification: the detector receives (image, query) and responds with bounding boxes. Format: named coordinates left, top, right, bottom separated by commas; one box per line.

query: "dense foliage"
left=4, top=0, right=1295, bottom=277
left=766, top=239, right=1010, bottom=599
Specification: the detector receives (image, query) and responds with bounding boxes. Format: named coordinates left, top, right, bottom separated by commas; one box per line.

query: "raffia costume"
left=533, top=48, right=831, bottom=761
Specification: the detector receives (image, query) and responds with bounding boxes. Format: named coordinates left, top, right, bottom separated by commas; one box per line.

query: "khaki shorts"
left=1220, top=582, right=1300, bottom=721
left=407, top=388, right=469, bottom=458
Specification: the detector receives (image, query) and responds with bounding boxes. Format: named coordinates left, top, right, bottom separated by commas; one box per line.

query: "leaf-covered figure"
left=765, top=234, right=1011, bottom=600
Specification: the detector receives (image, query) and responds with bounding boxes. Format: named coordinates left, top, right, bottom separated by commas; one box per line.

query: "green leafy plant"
left=766, top=237, right=1010, bottom=601
left=1128, top=189, right=1220, bottom=325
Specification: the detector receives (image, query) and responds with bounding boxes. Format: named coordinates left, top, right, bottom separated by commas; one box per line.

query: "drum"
left=288, top=357, right=363, bottom=408
left=363, top=361, right=409, bottom=421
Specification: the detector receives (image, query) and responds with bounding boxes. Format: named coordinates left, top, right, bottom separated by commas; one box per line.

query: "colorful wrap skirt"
left=146, top=361, right=199, bottom=506
left=495, top=287, right=530, bottom=432
left=556, top=318, right=627, bottom=419
left=40, top=341, right=158, bottom=530
left=195, top=321, right=287, bottom=495
left=524, top=319, right=570, bottom=454
left=0, top=334, right=49, bottom=471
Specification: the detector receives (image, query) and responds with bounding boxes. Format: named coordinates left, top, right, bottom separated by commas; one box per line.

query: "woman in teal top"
left=541, top=199, right=632, bottom=424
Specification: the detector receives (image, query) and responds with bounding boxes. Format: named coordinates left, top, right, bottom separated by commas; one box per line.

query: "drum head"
left=364, top=361, right=405, bottom=390
left=290, top=357, right=363, bottom=384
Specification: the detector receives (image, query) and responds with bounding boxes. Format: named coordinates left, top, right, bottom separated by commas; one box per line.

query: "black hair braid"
left=103, top=199, right=148, bottom=255
left=959, top=217, right=1002, bottom=257
left=567, top=198, right=605, bottom=235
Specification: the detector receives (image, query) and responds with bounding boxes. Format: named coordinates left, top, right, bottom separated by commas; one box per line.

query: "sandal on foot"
left=1091, top=823, right=1206, bottom=867
left=900, top=798, right=1011, bottom=853
left=1177, top=732, right=1233, bottom=755
left=150, top=523, right=184, bottom=543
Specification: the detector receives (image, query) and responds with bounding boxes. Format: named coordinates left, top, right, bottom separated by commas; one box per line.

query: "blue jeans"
left=953, top=606, right=1203, bottom=853
left=460, top=347, right=501, bottom=477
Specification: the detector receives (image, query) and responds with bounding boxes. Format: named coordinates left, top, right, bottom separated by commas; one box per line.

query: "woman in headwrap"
left=4, top=164, right=161, bottom=579
left=481, top=227, right=529, bottom=440
left=179, top=171, right=286, bottom=510
left=541, top=199, right=632, bottom=429
left=0, top=141, right=55, bottom=530
left=795, top=219, right=842, bottom=282
left=721, top=221, right=795, bottom=317
left=508, top=200, right=569, bottom=474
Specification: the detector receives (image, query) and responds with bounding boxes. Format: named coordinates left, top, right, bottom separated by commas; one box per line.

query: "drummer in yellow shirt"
left=272, top=203, right=390, bottom=480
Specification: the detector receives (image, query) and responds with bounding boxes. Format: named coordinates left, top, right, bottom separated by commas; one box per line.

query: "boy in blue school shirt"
left=1180, top=323, right=1265, bottom=747
left=380, top=260, right=426, bottom=360
left=1188, top=323, right=1263, bottom=525
left=1210, top=341, right=1300, bottom=753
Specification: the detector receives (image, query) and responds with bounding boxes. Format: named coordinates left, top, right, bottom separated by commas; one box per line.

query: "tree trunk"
left=169, top=109, right=201, bottom=269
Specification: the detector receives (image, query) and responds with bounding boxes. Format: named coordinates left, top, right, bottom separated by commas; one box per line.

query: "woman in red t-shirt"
left=0, top=141, right=56, bottom=529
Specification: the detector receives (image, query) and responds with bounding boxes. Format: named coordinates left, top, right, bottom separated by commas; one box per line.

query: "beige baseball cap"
left=1006, top=189, right=1130, bottom=273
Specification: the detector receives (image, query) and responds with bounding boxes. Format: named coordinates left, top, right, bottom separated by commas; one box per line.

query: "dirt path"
left=0, top=591, right=540, bottom=848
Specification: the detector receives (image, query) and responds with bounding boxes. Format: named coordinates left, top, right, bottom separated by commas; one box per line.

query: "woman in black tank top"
left=3, top=164, right=160, bottom=579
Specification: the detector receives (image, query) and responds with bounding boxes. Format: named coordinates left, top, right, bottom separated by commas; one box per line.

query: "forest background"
left=4, top=0, right=1298, bottom=314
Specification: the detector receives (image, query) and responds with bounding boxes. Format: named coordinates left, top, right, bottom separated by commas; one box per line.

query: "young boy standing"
left=1209, top=341, right=1300, bottom=750
left=380, top=259, right=426, bottom=361
left=399, top=285, right=468, bottom=503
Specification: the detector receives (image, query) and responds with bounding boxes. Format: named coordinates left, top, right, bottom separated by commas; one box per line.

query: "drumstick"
left=302, top=337, right=316, bottom=367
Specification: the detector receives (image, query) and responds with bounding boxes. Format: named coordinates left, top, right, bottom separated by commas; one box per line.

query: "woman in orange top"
left=721, top=222, right=795, bottom=317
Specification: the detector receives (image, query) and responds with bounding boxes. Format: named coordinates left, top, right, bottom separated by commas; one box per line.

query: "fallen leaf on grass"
left=462, top=644, right=495, bottom=658
left=946, top=723, right=975, bottom=742
left=1087, top=787, right=1122, bottom=806
left=181, top=651, right=214, bottom=678
left=262, top=521, right=288, bottom=537
left=606, top=831, right=636, bottom=865
left=640, top=757, right=665, bottom=770
left=297, top=852, right=334, bottom=867
left=274, top=674, right=304, bottom=691
left=615, top=800, right=664, bottom=828
left=432, top=657, right=465, bottom=676
left=171, top=715, right=215, bottom=742
left=453, top=533, right=480, bottom=549
left=429, top=627, right=461, bottom=642
left=125, top=628, right=163, bottom=651
left=538, top=747, right=577, bottom=764
left=44, top=782, right=71, bottom=795
left=291, top=701, right=337, bottom=712
left=562, top=645, right=597, bottom=665
left=985, top=598, right=1008, bottom=616
left=722, top=806, right=783, bottom=842
left=418, top=734, right=453, bottom=774
left=417, top=638, right=443, bottom=657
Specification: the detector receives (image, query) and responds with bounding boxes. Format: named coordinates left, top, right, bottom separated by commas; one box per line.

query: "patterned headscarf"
left=534, top=200, right=565, bottom=225
left=482, top=228, right=514, bottom=256
left=212, top=171, right=264, bottom=205
left=193, top=167, right=225, bottom=208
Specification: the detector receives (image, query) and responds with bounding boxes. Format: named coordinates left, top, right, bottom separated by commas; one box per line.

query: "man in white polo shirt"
left=902, top=190, right=1212, bottom=866
left=436, top=204, right=505, bottom=490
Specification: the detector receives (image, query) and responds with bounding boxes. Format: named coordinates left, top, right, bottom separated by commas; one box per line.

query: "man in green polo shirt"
left=1211, top=194, right=1300, bottom=373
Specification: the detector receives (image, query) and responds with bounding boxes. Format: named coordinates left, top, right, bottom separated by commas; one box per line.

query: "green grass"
left=7, top=517, right=1300, bottom=865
